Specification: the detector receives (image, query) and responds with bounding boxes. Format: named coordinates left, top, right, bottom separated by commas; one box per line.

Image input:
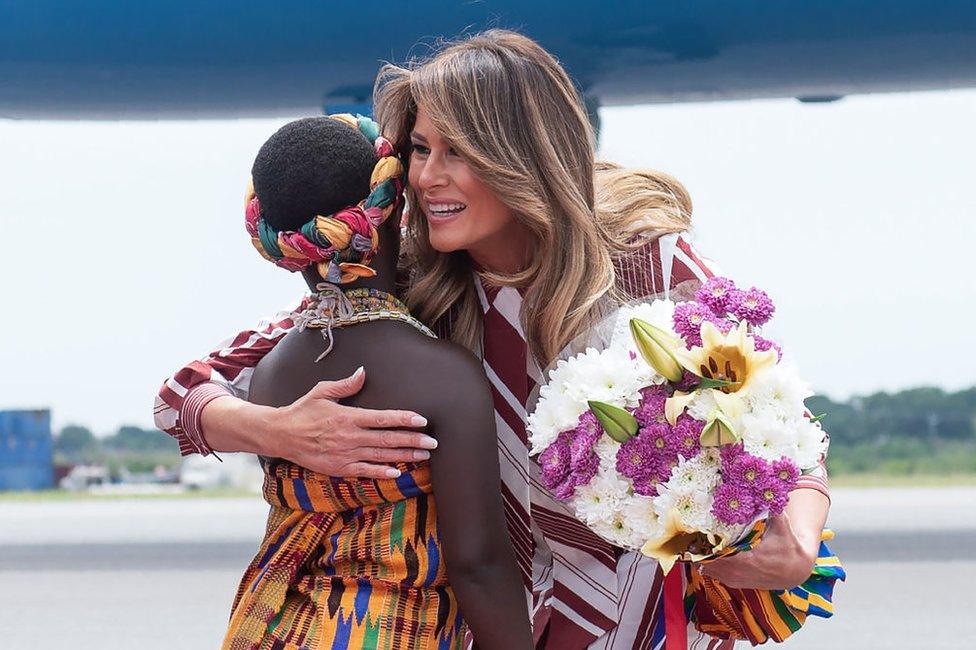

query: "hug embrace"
left=155, top=30, right=835, bottom=650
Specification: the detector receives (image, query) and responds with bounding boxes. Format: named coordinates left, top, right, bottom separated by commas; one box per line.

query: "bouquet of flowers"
left=527, top=277, right=829, bottom=573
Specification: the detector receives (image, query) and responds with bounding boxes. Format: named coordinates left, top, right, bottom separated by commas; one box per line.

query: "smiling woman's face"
left=408, top=107, right=529, bottom=269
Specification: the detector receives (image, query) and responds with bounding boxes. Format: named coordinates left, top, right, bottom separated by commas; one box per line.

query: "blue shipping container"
left=0, top=409, right=54, bottom=491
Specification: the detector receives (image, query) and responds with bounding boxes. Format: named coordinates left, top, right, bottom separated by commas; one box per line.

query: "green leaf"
left=697, top=377, right=735, bottom=391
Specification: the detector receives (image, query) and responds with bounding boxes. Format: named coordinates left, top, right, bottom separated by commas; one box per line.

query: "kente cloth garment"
left=688, top=530, right=846, bottom=645
left=475, top=233, right=736, bottom=650
left=222, top=458, right=464, bottom=650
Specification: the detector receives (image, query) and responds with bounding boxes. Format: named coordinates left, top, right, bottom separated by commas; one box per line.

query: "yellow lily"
left=641, top=508, right=729, bottom=575
left=665, top=320, right=777, bottom=426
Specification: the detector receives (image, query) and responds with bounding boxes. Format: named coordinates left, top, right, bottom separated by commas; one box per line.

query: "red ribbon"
left=664, top=565, right=688, bottom=650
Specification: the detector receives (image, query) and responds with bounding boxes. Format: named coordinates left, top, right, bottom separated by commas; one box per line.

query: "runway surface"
left=2, top=487, right=973, bottom=649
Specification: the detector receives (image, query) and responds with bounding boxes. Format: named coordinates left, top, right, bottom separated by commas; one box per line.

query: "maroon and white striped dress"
left=154, top=232, right=829, bottom=649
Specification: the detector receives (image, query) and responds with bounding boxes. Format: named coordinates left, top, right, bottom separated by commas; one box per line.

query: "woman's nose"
left=417, top=154, right=447, bottom=190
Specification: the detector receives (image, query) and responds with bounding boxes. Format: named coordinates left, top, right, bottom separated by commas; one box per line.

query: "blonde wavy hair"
left=375, top=30, right=693, bottom=366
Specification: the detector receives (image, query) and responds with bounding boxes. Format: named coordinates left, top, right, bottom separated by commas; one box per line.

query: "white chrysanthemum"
left=795, top=419, right=828, bottom=470
left=611, top=300, right=678, bottom=349
left=687, top=389, right=719, bottom=422
left=740, top=411, right=798, bottom=461
left=527, top=390, right=585, bottom=453
left=563, top=345, right=647, bottom=408
left=697, top=447, right=722, bottom=472
left=596, top=508, right=650, bottom=550
left=668, top=455, right=722, bottom=493
left=618, top=494, right=664, bottom=547
left=572, top=471, right=630, bottom=528
left=745, top=363, right=813, bottom=421
left=594, top=436, right=622, bottom=474
left=652, top=483, right=712, bottom=532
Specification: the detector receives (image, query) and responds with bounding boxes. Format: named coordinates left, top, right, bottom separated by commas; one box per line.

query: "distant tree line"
left=54, top=386, right=976, bottom=476
left=808, top=386, right=976, bottom=475
left=54, top=425, right=179, bottom=474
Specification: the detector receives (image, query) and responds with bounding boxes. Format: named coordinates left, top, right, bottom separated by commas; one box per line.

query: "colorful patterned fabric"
left=245, top=113, right=405, bottom=284
left=153, top=232, right=833, bottom=649
left=687, top=529, right=846, bottom=645
left=222, top=458, right=464, bottom=650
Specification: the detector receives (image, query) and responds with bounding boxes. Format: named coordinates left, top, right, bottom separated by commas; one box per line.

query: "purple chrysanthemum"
left=539, top=433, right=572, bottom=492
left=549, top=441, right=601, bottom=501
left=671, top=413, right=705, bottom=459
left=695, top=277, right=741, bottom=315
left=639, top=422, right=674, bottom=454
left=771, top=457, right=800, bottom=490
left=569, top=452, right=600, bottom=486
left=714, top=318, right=735, bottom=335
left=672, top=302, right=718, bottom=344
left=632, top=476, right=659, bottom=497
left=635, top=385, right=669, bottom=427
left=711, top=482, right=759, bottom=525
left=755, top=477, right=790, bottom=516
left=727, top=453, right=771, bottom=491
left=676, top=370, right=700, bottom=392
left=752, top=334, right=783, bottom=361
left=653, top=453, right=680, bottom=484
left=732, top=287, right=776, bottom=327
left=615, top=434, right=658, bottom=480
left=553, top=479, right=577, bottom=501
left=569, top=412, right=602, bottom=470
left=576, top=410, right=602, bottom=437
left=720, top=442, right=745, bottom=472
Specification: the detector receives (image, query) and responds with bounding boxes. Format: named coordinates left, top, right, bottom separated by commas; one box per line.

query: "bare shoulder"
left=356, top=323, right=493, bottom=429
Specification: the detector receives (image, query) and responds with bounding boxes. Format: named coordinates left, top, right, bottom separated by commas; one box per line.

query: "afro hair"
left=251, top=117, right=379, bottom=232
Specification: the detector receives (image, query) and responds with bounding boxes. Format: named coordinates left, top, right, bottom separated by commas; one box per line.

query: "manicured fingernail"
left=419, top=436, right=438, bottom=449
left=386, top=468, right=401, bottom=478
left=410, top=415, right=428, bottom=427
left=414, top=450, right=430, bottom=461
left=353, top=366, right=364, bottom=378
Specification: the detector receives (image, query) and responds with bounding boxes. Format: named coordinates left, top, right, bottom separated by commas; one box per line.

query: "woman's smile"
left=423, top=199, right=468, bottom=224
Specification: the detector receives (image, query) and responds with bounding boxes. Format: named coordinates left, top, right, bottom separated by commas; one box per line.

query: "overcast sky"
left=1, top=89, right=974, bottom=435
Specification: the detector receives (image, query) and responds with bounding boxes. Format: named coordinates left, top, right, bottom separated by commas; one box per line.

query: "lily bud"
left=588, top=400, right=638, bottom=443
left=700, top=410, right=739, bottom=447
left=630, top=318, right=685, bottom=383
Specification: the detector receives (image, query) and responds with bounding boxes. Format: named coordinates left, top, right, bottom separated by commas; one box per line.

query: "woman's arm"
left=419, top=348, right=533, bottom=650
left=700, top=488, right=829, bottom=589
left=153, top=298, right=438, bottom=479
left=153, top=297, right=310, bottom=455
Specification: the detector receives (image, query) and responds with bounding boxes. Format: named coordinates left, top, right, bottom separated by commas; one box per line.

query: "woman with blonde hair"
left=155, top=29, right=829, bottom=649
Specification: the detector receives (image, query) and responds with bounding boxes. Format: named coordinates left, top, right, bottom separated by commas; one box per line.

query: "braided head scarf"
left=244, top=114, right=405, bottom=283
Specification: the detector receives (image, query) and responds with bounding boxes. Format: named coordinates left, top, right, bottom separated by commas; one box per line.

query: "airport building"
left=0, top=409, right=54, bottom=491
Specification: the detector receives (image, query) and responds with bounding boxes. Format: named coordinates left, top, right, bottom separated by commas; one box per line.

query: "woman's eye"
left=447, top=148, right=460, bottom=157
left=411, top=144, right=430, bottom=156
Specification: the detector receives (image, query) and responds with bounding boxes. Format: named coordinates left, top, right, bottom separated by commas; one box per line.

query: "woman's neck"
left=467, top=226, right=534, bottom=277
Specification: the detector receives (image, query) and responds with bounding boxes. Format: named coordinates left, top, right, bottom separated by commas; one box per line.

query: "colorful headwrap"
left=244, top=114, right=405, bottom=284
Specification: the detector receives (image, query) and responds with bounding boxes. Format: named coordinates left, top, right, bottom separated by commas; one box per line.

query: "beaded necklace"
left=295, top=284, right=435, bottom=362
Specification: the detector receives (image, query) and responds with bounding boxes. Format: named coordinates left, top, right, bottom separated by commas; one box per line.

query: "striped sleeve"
left=152, top=295, right=310, bottom=456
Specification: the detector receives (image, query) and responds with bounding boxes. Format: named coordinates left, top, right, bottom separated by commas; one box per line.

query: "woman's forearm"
left=785, top=487, right=830, bottom=561
left=200, top=395, right=281, bottom=456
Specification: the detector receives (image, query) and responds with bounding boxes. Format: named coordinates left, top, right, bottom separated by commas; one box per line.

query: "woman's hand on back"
left=202, top=368, right=438, bottom=479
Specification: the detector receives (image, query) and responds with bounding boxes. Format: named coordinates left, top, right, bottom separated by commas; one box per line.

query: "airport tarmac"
left=1, top=487, right=974, bottom=649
